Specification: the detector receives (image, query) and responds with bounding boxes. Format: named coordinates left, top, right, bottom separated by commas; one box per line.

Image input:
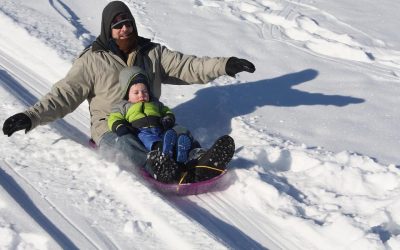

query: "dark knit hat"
left=129, top=73, right=148, bottom=86
left=119, top=66, right=151, bottom=99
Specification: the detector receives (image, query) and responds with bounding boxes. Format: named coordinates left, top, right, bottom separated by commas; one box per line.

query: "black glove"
left=115, top=124, right=131, bottom=137
left=115, top=124, right=139, bottom=137
left=160, top=114, right=175, bottom=130
left=3, top=113, right=32, bottom=137
left=225, top=57, right=256, bottom=77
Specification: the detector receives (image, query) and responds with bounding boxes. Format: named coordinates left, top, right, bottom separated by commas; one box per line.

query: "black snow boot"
left=192, top=135, right=235, bottom=182
left=146, top=150, right=181, bottom=183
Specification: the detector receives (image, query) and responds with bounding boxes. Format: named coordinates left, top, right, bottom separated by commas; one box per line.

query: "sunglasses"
left=111, top=20, right=133, bottom=29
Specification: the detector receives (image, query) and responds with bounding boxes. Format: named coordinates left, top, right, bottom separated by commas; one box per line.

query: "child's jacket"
left=108, top=99, right=173, bottom=132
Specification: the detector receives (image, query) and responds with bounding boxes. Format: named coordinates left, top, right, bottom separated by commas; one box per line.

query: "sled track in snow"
left=171, top=186, right=287, bottom=249
left=159, top=166, right=290, bottom=249
left=172, top=196, right=273, bottom=249
left=0, top=159, right=111, bottom=250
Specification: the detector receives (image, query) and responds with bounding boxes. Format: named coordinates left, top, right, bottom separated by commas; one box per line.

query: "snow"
left=0, top=0, right=399, bottom=249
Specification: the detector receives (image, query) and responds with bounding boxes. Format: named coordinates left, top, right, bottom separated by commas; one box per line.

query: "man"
left=2, top=1, right=255, bottom=180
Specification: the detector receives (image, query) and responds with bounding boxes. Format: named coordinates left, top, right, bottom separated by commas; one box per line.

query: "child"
left=109, top=66, right=235, bottom=184
left=108, top=66, right=194, bottom=182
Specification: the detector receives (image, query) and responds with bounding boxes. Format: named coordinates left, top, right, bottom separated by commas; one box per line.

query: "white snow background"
left=0, top=0, right=399, bottom=249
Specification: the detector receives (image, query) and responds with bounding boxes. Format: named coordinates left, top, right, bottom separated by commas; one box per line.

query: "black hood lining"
left=92, top=1, right=137, bottom=51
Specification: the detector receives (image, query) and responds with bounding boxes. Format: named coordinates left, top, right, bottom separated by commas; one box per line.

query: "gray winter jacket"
left=24, top=38, right=228, bottom=144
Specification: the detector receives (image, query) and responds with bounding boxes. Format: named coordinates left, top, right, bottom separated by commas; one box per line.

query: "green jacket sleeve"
left=108, top=101, right=130, bottom=132
left=108, top=111, right=126, bottom=132
left=161, top=105, right=173, bottom=117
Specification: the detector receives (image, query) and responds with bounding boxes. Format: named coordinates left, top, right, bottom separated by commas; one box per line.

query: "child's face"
left=128, top=83, right=149, bottom=103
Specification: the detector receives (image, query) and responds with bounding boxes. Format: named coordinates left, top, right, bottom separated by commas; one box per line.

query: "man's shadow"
left=173, top=69, right=365, bottom=143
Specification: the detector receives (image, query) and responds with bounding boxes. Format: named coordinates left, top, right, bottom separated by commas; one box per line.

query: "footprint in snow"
left=194, top=0, right=400, bottom=74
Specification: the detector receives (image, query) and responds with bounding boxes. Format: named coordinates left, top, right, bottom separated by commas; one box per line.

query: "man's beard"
left=115, top=33, right=137, bottom=53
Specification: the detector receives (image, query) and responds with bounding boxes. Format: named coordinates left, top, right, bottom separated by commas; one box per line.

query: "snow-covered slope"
left=0, top=0, right=399, bottom=249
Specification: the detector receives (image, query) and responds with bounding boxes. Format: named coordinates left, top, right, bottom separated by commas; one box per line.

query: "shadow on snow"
left=48, top=0, right=96, bottom=46
left=171, top=195, right=268, bottom=250
left=0, top=166, right=79, bottom=249
left=173, top=69, right=365, bottom=144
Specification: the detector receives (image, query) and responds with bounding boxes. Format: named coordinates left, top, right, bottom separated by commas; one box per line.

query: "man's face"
left=110, top=13, right=137, bottom=53
left=111, top=20, right=134, bottom=40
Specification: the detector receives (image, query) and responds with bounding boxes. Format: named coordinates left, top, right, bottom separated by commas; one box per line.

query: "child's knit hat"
left=119, top=66, right=151, bottom=99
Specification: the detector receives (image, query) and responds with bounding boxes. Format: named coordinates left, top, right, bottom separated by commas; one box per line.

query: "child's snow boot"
left=162, top=129, right=177, bottom=158
left=176, top=134, right=192, bottom=163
